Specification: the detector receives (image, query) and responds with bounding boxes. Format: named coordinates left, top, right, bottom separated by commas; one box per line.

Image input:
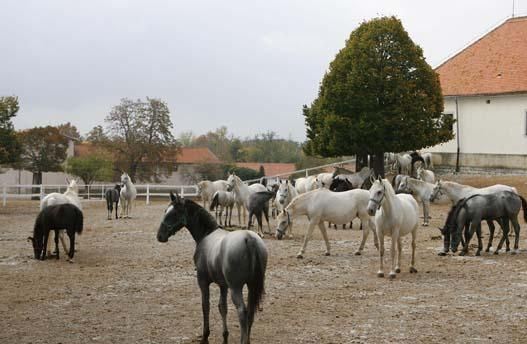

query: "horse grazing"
left=416, top=166, right=435, bottom=184
left=275, top=188, right=378, bottom=258
left=209, top=190, right=235, bottom=227
left=40, top=178, right=82, bottom=256
left=157, top=192, right=267, bottom=344
left=397, top=176, right=449, bottom=226
left=197, top=179, right=229, bottom=209
left=105, top=184, right=121, bottom=220
left=274, top=180, right=298, bottom=237
left=367, top=177, right=419, bottom=279
left=227, top=173, right=270, bottom=231
left=443, top=191, right=527, bottom=256
left=120, top=172, right=137, bottom=218
left=29, top=203, right=83, bottom=262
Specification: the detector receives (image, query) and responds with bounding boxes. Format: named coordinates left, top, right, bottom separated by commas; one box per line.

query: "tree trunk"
left=32, top=172, right=42, bottom=200
left=84, top=184, right=89, bottom=199
left=371, top=151, right=385, bottom=179
left=355, top=153, right=369, bottom=172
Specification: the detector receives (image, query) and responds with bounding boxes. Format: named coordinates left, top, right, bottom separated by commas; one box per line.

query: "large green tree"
left=18, top=126, right=69, bottom=185
left=0, top=96, right=22, bottom=165
left=303, top=16, right=454, bottom=176
left=64, top=155, right=114, bottom=195
left=105, top=97, right=178, bottom=182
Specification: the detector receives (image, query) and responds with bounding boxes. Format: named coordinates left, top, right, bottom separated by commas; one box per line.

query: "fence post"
left=101, top=185, right=105, bottom=200
left=146, top=184, right=150, bottom=205
left=40, top=185, right=44, bottom=200
left=181, top=186, right=185, bottom=198
left=87, top=184, right=90, bottom=200
left=2, top=185, right=6, bottom=207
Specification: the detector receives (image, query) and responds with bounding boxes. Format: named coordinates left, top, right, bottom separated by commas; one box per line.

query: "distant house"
left=429, top=16, right=527, bottom=170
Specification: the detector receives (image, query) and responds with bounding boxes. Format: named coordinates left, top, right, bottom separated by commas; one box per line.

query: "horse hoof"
left=377, top=272, right=384, bottom=278
left=410, top=267, right=418, bottom=273
left=389, top=273, right=396, bottom=279
left=511, top=250, right=517, bottom=255
left=395, top=268, right=401, bottom=273
left=354, top=251, right=362, bottom=256
left=438, top=251, right=447, bottom=256
left=422, top=223, right=429, bottom=227
left=296, top=254, right=303, bottom=259
left=323, top=252, right=330, bottom=256
left=475, top=251, right=481, bottom=256
left=494, top=251, right=499, bottom=255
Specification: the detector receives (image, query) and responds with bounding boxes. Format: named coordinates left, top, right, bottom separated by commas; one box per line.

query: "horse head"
left=275, top=209, right=291, bottom=240
left=157, top=191, right=187, bottom=243
left=430, top=179, right=442, bottom=202
left=367, top=177, right=386, bottom=216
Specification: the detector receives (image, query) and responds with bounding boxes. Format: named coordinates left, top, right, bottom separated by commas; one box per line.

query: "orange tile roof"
left=436, top=16, right=527, bottom=96
left=235, top=162, right=297, bottom=177
left=176, top=147, right=221, bottom=164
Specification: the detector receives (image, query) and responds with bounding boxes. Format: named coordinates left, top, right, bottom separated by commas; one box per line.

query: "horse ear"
left=377, top=175, right=382, bottom=182
left=369, top=175, right=375, bottom=184
left=170, top=191, right=177, bottom=202
left=65, top=176, right=70, bottom=184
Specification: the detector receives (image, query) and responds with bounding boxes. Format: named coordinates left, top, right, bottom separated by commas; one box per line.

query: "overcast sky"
left=1, top=1, right=524, bottom=142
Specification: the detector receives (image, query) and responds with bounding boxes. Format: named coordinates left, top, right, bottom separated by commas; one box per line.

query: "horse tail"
left=518, top=194, right=527, bottom=223
left=246, top=235, right=267, bottom=316
left=76, top=207, right=84, bottom=235
left=210, top=192, right=219, bottom=211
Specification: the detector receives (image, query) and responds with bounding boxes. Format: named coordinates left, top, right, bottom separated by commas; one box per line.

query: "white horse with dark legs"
left=416, top=166, right=435, bottom=184
left=120, top=172, right=137, bottom=218
left=197, top=180, right=229, bottom=209
left=40, top=178, right=82, bottom=258
left=274, top=180, right=298, bottom=238
left=294, top=175, right=317, bottom=194
left=209, top=190, right=235, bottom=227
left=397, top=176, right=449, bottom=226
left=367, top=177, right=419, bottom=279
left=275, top=189, right=379, bottom=258
left=226, top=173, right=271, bottom=234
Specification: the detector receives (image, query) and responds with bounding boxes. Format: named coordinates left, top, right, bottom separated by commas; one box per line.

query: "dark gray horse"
left=157, top=192, right=268, bottom=344
left=105, top=184, right=121, bottom=220
left=248, top=191, right=275, bottom=237
left=442, top=191, right=527, bottom=256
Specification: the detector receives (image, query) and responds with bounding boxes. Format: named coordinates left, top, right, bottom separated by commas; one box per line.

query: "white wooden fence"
left=1, top=184, right=199, bottom=206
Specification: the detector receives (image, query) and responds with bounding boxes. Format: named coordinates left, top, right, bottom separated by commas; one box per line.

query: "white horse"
left=197, top=179, right=229, bottom=209
left=274, top=180, right=298, bottom=238
left=210, top=190, right=236, bottom=227
left=120, top=172, right=137, bottom=218
left=275, top=188, right=378, bottom=258
left=367, top=177, right=419, bottom=279
left=40, top=178, right=82, bottom=258
left=295, top=175, right=317, bottom=194
left=397, top=176, right=449, bottom=226
left=315, top=172, right=334, bottom=189
left=394, top=153, right=412, bottom=175
left=416, top=166, right=435, bottom=184
left=226, top=173, right=270, bottom=233
left=421, top=152, right=433, bottom=169
left=430, top=180, right=518, bottom=204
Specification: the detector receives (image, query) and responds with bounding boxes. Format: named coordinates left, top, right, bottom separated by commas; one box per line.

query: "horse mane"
left=184, top=198, right=218, bottom=234
left=381, top=179, right=396, bottom=199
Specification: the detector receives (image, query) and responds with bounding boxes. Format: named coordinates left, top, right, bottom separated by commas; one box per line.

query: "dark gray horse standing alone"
left=105, top=184, right=121, bottom=220
left=247, top=191, right=275, bottom=237
left=157, top=192, right=268, bottom=344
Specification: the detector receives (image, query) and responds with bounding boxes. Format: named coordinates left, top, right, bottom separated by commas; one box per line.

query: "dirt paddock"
left=2, top=174, right=527, bottom=343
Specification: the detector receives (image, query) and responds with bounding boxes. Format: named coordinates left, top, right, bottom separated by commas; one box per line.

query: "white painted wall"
left=428, top=94, right=527, bottom=155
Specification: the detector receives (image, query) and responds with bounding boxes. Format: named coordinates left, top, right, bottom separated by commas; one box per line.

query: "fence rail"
left=1, top=184, right=199, bottom=206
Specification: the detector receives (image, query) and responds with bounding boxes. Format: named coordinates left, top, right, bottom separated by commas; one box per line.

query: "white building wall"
left=428, top=94, right=527, bottom=155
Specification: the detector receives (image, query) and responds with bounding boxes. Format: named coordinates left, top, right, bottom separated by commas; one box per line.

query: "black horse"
left=105, top=184, right=121, bottom=220
left=248, top=191, right=275, bottom=237
left=157, top=192, right=267, bottom=344
left=28, top=203, right=83, bottom=261
left=409, top=151, right=426, bottom=176
left=440, top=191, right=527, bottom=256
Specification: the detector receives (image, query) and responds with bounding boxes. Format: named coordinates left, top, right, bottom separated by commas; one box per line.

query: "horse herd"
left=24, top=152, right=527, bottom=344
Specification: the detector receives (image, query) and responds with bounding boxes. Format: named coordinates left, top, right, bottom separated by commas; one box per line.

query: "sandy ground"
left=1, top=174, right=527, bottom=344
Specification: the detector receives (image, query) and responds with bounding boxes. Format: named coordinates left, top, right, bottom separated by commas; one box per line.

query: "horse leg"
left=67, top=231, right=75, bottom=263
left=355, top=216, right=371, bottom=255
left=107, top=202, right=111, bottom=220
left=54, top=230, right=60, bottom=260
left=423, top=201, right=430, bottom=226
left=199, top=281, right=211, bottom=343
left=511, top=216, right=521, bottom=253
left=388, top=230, right=399, bottom=279
left=256, top=213, right=264, bottom=238
left=264, top=209, right=271, bottom=235
left=297, top=220, right=318, bottom=259
left=317, top=221, right=331, bottom=256
left=288, top=218, right=294, bottom=239
left=486, top=220, right=495, bottom=252
left=503, top=219, right=512, bottom=253
left=231, top=287, right=249, bottom=344
left=395, top=237, right=402, bottom=273
left=461, top=223, right=476, bottom=256
left=218, top=286, right=229, bottom=343
left=42, top=230, right=50, bottom=261
left=377, top=230, right=385, bottom=277
left=410, top=229, right=418, bottom=273
left=475, top=224, right=483, bottom=256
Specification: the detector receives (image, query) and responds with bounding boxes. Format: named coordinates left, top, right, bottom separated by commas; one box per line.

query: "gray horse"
left=247, top=191, right=275, bottom=237
left=443, top=191, right=527, bottom=256
left=105, top=184, right=121, bottom=220
left=157, top=192, right=268, bottom=344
